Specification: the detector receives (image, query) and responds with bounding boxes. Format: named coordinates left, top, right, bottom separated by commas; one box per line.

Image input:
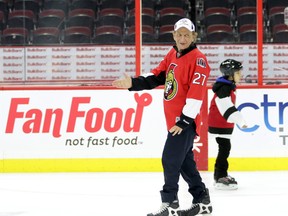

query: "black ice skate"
left=147, top=200, right=181, bottom=216
left=214, top=176, right=238, bottom=190
left=181, top=189, right=212, bottom=216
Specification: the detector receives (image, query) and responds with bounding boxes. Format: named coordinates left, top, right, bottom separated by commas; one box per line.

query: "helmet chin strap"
left=227, top=76, right=234, bottom=82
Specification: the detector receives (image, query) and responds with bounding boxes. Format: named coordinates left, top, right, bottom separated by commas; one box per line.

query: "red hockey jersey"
left=208, top=76, right=246, bottom=135
left=151, top=45, right=210, bottom=134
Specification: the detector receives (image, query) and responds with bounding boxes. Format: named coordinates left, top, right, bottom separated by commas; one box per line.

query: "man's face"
left=173, top=27, right=196, bottom=51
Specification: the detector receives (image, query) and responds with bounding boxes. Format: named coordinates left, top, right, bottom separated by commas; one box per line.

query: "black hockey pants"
left=214, top=137, right=231, bottom=181
left=160, top=125, right=206, bottom=203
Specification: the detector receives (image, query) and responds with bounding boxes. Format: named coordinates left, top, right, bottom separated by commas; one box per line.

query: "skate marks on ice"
left=0, top=213, right=26, bottom=216
left=0, top=172, right=160, bottom=216
left=0, top=172, right=287, bottom=216
left=201, top=171, right=288, bottom=216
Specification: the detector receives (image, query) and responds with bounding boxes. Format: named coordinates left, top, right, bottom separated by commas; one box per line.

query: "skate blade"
left=214, top=183, right=238, bottom=190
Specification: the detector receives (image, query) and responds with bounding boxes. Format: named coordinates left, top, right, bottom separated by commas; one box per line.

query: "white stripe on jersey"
left=182, top=98, right=203, bottom=119
left=215, top=96, right=246, bottom=126
left=227, top=111, right=246, bottom=126
left=215, top=96, right=234, bottom=116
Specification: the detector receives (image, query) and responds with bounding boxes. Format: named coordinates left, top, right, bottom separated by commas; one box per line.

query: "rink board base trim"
left=0, top=157, right=288, bottom=172
left=0, top=158, right=162, bottom=172
left=208, top=157, right=288, bottom=171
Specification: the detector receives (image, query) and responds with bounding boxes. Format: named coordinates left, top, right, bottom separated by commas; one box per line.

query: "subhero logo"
left=238, top=94, right=288, bottom=144
left=5, top=93, right=152, bottom=138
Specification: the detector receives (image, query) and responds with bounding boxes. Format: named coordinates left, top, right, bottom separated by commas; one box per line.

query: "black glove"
left=175, top=113, right=194, bottom=130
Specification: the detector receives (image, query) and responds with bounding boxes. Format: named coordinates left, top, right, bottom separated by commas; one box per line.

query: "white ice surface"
left=0, top=171, right=287, bottom=216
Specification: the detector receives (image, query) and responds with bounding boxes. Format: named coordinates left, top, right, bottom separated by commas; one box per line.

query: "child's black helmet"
left=220, top=59, right=243, bottom=76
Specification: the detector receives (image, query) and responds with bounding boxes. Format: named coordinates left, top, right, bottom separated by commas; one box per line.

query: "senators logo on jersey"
left=164, top=64, right=178, bottom=100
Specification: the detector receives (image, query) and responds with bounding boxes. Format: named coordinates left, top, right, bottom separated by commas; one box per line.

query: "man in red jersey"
left=112, top=18, right=212, bottom=216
